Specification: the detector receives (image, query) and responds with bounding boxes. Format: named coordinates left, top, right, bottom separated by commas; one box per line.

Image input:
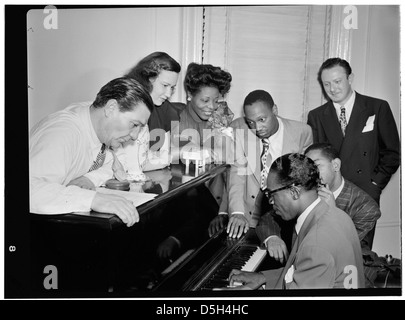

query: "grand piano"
left=29, top=162, right=276, bottom=297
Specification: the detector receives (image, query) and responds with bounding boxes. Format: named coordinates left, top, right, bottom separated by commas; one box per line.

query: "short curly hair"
left=184, top=63, right=232, bottom=96
left=270, top=153, right=320, bottom=191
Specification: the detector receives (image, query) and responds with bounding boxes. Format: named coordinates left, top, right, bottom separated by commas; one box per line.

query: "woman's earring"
left=187, top=96, right=191, bottom=101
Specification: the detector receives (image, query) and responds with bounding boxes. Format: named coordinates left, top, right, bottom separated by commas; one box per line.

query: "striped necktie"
left=339, top=105, right=347, bottom=136
left=260, top=138, right=270, bottom=189
left=88, top=143, right=106, bottom=172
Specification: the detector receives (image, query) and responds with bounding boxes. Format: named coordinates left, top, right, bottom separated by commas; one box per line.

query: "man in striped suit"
left=256, top=143, right=381, bottom=287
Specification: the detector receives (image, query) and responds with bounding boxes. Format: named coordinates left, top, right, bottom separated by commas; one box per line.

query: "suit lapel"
left=242, top=123, right=261, bottom=184
left=340, top=93, right=370, bottom=159
left=276, top=201, right=326, bottom=289
left=321, top=102, right=344, bottom=151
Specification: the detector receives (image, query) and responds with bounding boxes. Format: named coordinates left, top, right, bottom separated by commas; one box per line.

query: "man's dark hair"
left=317, top=57, right=352, bottom=83
left=243, top=89, right=275, bottom=110
left=305, top=143, right=340, bottom=162
left=92, top=77, right=154, bottom=113
left=270, top=153, right=320, bottom=191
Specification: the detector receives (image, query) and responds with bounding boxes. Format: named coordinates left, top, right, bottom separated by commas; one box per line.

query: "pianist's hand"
left=91, top=192, right=139, bottom=227
left=67, top=176, right=96, bottom=190
left=213, top=270, right=266, bottom=291
left=208, top=215, right=228, bottom=237
left=265, top=236, right=288, bottom=265
left=227, top=214, right=249, bottom=239
left=157, top=236, right=180, bottom=259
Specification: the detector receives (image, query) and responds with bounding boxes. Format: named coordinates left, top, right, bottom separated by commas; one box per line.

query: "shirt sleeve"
left=30, top=126, right=96, bottom=214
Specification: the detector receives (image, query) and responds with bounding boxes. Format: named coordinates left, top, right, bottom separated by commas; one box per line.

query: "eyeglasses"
left=262, top=183, right=297, bottom=200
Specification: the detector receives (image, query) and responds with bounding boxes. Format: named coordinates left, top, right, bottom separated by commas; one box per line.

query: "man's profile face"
left=305, top=149, right=335, bottom=187
left=244, top=101, right=278, bottom=139
left=321, top=65, right=353, bottom=106
left=104, top=102, right=151, bottom=150
left=267, top=171, right=296, bottom=221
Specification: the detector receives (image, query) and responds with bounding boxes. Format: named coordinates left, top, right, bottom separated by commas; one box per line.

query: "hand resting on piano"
left=213, top=269, right=266, bottom=291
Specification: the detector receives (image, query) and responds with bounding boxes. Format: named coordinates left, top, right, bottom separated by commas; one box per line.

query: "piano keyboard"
left=198, top=245, right=267, bottom=290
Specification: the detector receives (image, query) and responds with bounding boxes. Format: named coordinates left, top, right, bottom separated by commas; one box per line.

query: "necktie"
left=260, top=138, right=270, bottom=189
left=339, top=105, right=347, bottom=136
left=88, top=143, right=106, bottom=172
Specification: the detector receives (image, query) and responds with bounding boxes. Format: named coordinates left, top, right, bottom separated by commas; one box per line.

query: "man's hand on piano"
left=213, top=270, right=266, bottom=291
left=265, top=236, right=288, bottom=264
left=157, top=236, right=180, bottom=259
left=91, top=192, right=139, bottom=227
left=208, top=215, right=228, bottom=237
left=226, top=214, right=249, bottom=239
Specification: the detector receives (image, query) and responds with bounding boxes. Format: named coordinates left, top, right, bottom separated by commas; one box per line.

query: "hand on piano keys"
left=211, top=246, right=267, bottom=291
left=213, top=269, right=266, bottom=290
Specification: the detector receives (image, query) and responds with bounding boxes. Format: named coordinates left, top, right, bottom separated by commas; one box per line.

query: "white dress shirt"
left=30, top=102, right=111, bottom=214
left=333, top=90, right=355, bottom=124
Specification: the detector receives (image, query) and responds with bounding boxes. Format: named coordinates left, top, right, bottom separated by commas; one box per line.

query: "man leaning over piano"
left=29, top=77, right=154, bottom=226
left=216, top=153, right=365, bottom=290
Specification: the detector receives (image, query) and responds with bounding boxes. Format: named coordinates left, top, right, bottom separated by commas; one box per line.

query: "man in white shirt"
left=30, top=77, right=153, bottom=226
left=217, top=153, right=364, bottom=289
left=208, top=90, right=312, bottom=238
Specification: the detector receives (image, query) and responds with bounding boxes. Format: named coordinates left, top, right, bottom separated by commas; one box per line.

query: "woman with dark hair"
left=126, top=51, right=182, bottom=136
left=117, top=52, right=182, bottom=177
left=174, top=63, right=233, bottom=152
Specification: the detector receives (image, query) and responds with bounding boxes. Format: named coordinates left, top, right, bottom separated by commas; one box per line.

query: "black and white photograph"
left=3, top=2, right=402, bottom=302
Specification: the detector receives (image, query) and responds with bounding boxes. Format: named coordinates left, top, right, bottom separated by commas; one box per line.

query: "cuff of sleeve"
left=218, top=212, right=228, bottom=215
left=263, top=235, right=279, bottom=248
left=231, top=211, right=244, bottom=215
left=169, top=236, right=181, bottom=248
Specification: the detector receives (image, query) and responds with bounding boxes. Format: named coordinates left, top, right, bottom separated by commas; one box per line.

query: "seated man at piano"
left=218, top=153, right=365, bottom=289
left=29, top=77, right=153, bottom=227
left=256, top=142, right=381, bottom=287
left=209, top=89, right=313, bottom=239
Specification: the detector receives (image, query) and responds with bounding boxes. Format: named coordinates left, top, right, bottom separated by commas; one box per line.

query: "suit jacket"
left=221, top=116, right=313, bottom=227
left=261, top=200, right=365, bottom=289
left=256, top=178, right=381, bottom=254
left=307, top=92, right=400, bottom=202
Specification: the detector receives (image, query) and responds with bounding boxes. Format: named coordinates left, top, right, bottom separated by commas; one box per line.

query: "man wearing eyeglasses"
left=219, top=153, right=364, bottom=289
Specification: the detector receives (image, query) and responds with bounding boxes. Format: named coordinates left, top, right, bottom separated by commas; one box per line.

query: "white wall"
left=27, top=7, right=187, bottom=128
left=350, top=5, right=401, bottom=258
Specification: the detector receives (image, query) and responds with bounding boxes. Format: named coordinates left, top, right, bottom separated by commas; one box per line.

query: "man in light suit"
left=307, top=58, right=400, bottom=205
left=256, top=143, right=381, bottom=287
left=220, top=153, right=365, bottom=290
left=208, top=90, right=313, bottom=238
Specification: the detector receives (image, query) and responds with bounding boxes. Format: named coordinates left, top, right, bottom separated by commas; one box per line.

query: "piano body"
left=29, top=163, right=278, bottom=296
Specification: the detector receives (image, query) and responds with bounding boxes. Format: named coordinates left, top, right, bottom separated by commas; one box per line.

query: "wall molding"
left=328, top=5, right=352, bottom=61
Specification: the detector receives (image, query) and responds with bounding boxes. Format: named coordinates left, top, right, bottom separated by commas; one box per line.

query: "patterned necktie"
left=260, top=138, right=270, bottom=189
left=339, top=105, right=347, bottom=136
left=88, top=143, right=106, bottom=172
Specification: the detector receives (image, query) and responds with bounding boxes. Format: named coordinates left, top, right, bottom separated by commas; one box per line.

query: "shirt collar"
left=295, top=197, right=321, bottom=235
left=333, top=90, right=356, bottom=121
left=333, top=177, right=345, bottom=199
